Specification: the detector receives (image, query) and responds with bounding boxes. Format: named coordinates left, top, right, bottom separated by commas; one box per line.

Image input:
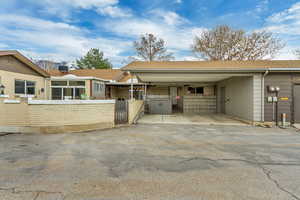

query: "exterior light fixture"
left=268, top=86, right=280, bottom=93
left=268, top=86, right=275, bottom=92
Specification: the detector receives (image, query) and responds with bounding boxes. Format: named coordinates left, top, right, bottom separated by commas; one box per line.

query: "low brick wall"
left=0, top=99, right=115, bottom=134
left=128, top=100, right=144, bottom=124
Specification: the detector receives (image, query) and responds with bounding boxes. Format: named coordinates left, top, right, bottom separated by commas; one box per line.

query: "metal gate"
left=294, top=85, right=300, bottom=123
left=115, top=100, right=128, bottom=124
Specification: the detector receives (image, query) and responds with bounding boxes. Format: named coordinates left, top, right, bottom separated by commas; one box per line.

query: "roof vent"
left=58, top=65, right=69, bottom=73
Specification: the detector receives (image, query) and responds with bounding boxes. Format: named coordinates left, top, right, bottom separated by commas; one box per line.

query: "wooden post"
left=144, top=84, right=147, bottom=100
left=130, top=74, right=134, bottom=100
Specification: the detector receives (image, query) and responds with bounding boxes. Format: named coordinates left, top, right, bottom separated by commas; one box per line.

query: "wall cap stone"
left=28, top=99, right=115, bottom=105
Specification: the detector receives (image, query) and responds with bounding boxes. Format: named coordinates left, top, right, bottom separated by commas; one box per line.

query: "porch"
left=138, top=113, right=248, bottom=126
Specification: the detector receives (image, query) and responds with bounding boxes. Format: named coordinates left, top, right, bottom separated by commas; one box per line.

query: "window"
left=188, top=87, right=204, bottom=95
left=15, top=80, right=36, bottom=95
left=26, top=81, right=35, bottom=95
left=93, top=82, right=104, bottom=92
left=51, top=81, right=68, bottom=86
left=69, top=81, right=85, bottom=86
left=15, top=80, right=25, bottom=94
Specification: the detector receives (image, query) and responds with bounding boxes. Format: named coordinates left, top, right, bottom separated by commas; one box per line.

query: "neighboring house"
left=35, top=60, right=61, bottom=71
left=0, top=51, right=50, bottom=99
left=48, top=69, right=145, bottom=100
left=123, top=61, right=300, bottom=124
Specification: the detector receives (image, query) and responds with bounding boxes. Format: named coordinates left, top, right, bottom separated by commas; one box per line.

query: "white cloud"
left=150, top=10, right=188, bottom=25
left=260, top=2, right=300, bottom=60
left=27, top=0, right=129, bottom=19
left=264, top=2, right=300, bottom=35
left=97, top=6, right=132, bottom=18
left=175, top=0, right=182, bottom=3
left=267, top=2, right=300, bottom=23
left=0, top=14, right=131, bottom=66
left=102, top=13, right=205, bottom=52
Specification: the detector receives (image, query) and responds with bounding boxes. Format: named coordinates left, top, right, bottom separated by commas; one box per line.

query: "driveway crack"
left=0, top=187, right=65, bottom=200
left=259, top=165, right=300, bottom=200
left=180, top=157, right=300, bottom=200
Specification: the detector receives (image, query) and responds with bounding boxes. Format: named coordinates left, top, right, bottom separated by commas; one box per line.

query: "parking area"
left=0, top=124, right=300, bottom=200
left=138, top=113, right=248, bottom=125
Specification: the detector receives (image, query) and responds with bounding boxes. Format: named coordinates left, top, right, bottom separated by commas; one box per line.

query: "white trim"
left=50, top=86, right=85, bottom=88
left=51, top=75, right=109, bottom=82
left=28, top=99, right=115, bottom=105
left=16, top=94, right=35, bottom=98
left=4, top=99, right=21, bottom=104
left=0, top=95, right=9, bottom=98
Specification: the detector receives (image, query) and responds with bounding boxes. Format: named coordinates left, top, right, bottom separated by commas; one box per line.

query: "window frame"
left=15, top=79, right=36, bottom=96
left=187, top=86, right=204, bottom=95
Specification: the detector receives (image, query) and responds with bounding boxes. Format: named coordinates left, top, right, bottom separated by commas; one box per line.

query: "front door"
left=220, top=87, right=226, bottom=114
left=294, top=85, right=300, bottom=123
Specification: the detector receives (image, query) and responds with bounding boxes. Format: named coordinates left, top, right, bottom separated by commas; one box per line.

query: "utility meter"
left=272, top=96, right=278, bottom=102
left=267, top=96, right=273, bottom=103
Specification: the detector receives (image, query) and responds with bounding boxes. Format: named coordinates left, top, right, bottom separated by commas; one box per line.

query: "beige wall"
left=111, top=87, right=130, bottom=99
left=0, top=70, right=48, bottom=99
left=148, top=86, right=169, bottom=95
left=0, top=100, right=115, bottom=133
left=128, top=100, right=144, bottom=124
left=217, top=76, right=254, bottom=121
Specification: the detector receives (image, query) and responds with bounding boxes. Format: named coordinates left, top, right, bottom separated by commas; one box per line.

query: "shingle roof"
left=122, top=60, right=300, bottom=71
left=0, top=50, right=50, bottom=77
left=48, top=69, right=129, bottom=81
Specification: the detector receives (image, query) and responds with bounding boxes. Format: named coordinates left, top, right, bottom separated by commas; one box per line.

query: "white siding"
left=253, top=74, right=262, bottom=121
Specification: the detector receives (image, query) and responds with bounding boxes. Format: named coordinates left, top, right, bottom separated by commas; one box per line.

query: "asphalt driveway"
left=0, top=124, right=300, bottom=200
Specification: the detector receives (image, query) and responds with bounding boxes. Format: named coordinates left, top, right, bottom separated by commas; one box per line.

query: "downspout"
left=261, top=70, right=269, bottom=122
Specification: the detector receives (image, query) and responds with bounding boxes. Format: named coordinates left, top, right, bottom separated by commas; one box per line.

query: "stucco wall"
left=0, top=100, right=115, bottom=133
left=0, top=70, right=48, bottom=99
left=128, top=100, right=144, bottom=124
left=217, top=76, right=254, bottom=121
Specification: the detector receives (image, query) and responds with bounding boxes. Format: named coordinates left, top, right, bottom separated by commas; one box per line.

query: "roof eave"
left=123, top=68, right=268, bottom=73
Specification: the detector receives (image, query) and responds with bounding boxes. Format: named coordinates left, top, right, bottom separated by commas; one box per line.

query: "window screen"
left=15, top=80, right=25, bottom=94
left=26, top=81, right=35, bottom=95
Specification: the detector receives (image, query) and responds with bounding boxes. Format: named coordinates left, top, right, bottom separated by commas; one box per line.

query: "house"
left=0, top=51, right=50, bottom=99
left=47, top=68, right=145, bottom=100
left=122, top=61, right=300, bottom=124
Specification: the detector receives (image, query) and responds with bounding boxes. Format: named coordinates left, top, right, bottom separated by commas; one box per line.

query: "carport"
left=122, top=61, right=263, bottom=124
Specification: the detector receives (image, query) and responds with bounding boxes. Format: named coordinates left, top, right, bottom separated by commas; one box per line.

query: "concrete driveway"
left=0, top=125, right=300, bottom=200
left=138, top=114, right=247, bottom=125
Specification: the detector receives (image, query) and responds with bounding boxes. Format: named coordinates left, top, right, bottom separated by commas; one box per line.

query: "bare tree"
left=133, top=33, right=174, bottom=61
left=192, top=25, right=284, bottom=61
left=294, top=49, right=300, bottom=59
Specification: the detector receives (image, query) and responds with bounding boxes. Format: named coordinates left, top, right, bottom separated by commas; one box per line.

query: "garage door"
left=294, top=85, right=300, bottom=123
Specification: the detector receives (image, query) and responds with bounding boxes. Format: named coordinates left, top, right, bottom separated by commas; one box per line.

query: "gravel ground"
left=0, top=124, right=300, bottom=200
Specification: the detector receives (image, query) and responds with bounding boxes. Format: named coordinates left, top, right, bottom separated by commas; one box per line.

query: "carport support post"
left=130, top=73, right=134, bottom=100
left=144, top=83, right=147, bottom=100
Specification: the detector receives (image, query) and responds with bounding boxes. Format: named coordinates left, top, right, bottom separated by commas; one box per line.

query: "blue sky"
left=0, top=0, right=300, bottom=68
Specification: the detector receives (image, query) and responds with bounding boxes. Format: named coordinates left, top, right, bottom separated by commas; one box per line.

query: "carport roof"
left=122, top=60, right=300, bottom=72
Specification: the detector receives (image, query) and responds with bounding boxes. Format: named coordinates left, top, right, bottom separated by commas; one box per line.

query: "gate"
left=115, top=99, right=128, bottom=124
